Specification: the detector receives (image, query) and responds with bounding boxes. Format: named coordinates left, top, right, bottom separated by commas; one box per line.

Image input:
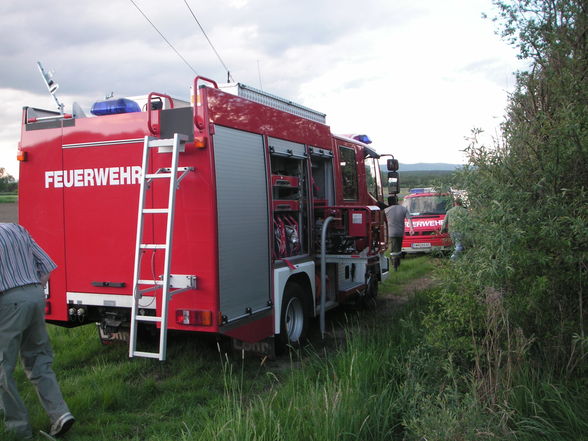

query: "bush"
left=423, top=0, right=588, bottom=416
left=0, top=168, right=17, bottom=193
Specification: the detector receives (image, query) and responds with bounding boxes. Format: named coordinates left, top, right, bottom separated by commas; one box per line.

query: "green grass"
left=4, top=325, right=236, bottom=440
left=381, top=254, right=438, bottom=293
left=1, top=257, right=435, bottom=441
left=191, top=289, right=505, bottom=441
left=3, top=255, right=584, bottom=441
left=507, top=369, right=588, bottom=441
left=0, top=193, right=17, bottom=203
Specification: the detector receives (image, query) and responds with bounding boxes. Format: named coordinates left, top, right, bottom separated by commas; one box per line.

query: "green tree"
left=0, top=168, right=17, bottom=193
left=433, top=0, right=587, bottom=376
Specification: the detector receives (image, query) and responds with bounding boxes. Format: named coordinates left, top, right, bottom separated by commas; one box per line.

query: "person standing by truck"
left=0, top=223, right=74, bottom=439
left=440, top=198, right=468, bottom=260
left=385, top=196, right=414, bottom=270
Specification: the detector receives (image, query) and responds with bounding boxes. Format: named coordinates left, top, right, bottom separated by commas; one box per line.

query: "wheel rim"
left=285, top=296, right=304, bottom=342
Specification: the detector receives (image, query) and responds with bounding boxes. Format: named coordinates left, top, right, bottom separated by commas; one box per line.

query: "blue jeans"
left=450, top=232, right=464, bottom=260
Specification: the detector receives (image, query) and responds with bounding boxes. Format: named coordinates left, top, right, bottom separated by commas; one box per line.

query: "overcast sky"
left=0, top=0, right=523, bottom=178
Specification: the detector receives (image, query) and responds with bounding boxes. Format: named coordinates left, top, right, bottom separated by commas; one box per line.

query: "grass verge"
left=0, top=194, right=17, bottom=203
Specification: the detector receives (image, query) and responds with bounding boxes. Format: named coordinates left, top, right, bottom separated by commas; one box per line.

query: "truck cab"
left=401, top=189, right=452, bottom=253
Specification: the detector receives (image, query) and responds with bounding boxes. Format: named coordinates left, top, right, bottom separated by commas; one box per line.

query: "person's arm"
left=39, top=272, right=51, bottom=286
left=440, top=210, right=449, bottom=233
left=405, top=209, right=415, bottom=235
left=22, top=226, right=57, bottom=283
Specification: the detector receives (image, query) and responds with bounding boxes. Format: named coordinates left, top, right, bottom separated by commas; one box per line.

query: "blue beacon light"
left=90, top=98, right=141, bottom=116
left=353, top=134, right=372, bottom=144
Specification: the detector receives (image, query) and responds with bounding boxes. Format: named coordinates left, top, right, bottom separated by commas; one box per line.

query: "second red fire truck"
left=18, top=77, right=400, bottom=360
left=401, top=189, right=452, bottom=254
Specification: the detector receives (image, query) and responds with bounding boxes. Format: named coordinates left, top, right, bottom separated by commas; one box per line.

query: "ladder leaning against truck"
left=17, top=76, right=401, bottom=360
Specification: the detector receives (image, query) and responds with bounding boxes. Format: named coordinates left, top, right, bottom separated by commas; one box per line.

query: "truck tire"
left=276, top=281, right=309, bottom=354
left=358, top=271, right=378, bottom=309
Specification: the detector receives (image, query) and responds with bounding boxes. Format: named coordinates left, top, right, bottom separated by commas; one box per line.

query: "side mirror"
left=388, top=171, right=400, bottom=195
left=387, top=159, right=399, bottom=171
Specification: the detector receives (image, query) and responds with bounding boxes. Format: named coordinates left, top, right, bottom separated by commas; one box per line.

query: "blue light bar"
left=353, top=134, right=372, bottom=144
left=91, top=98, right=140, bottom=116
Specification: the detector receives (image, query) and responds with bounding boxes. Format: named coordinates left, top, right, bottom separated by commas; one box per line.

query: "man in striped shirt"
left=0, top=223, right=74, bottom=439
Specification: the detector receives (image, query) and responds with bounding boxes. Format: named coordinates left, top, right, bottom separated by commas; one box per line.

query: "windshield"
left=403, top=195, right=451, bottom=216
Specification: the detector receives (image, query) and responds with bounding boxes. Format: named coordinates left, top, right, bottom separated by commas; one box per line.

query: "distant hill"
left=399, top=163, right=462, bottom=171
left=380, top=163, right=462, bottom=173
left=378, top=163, right=463, bottom=188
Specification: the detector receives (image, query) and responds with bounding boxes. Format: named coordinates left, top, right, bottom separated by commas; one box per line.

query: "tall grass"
left=188, top=288, right=512, bottom=441
left=192, top=296, right=430, bottom=441
left=507, top=369, right=588, bottom=441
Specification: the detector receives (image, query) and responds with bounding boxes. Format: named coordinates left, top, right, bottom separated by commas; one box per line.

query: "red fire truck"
left=18, top=77, right=399, bottom=360
left=401, top=189, right=452, bottom=254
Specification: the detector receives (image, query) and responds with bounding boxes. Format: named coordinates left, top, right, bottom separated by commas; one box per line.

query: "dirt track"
left=0, top=203, right=18, bottom=223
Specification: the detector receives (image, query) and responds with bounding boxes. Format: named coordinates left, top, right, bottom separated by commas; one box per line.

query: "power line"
left=183, top=0, right=234, bottom=82
left=128, top=0, right=198, bottom=76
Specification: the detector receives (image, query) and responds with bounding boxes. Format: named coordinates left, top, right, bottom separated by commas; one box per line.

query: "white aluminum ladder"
left=129, top=133, right=195, bottom=361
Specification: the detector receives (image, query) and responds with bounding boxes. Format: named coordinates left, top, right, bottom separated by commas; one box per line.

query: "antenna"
left=37, top=61, right=65, bottom=114
left=257, top=60, right=263, bottom=91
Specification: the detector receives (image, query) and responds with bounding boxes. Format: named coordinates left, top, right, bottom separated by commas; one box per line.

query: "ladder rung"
left=147, top=139, right=175, bottom=148
left=145, top=167, right=193, bottom=179
left=143, top=208, right=169, bottom=214
left=135, top=315, right=162, bottom=323
left=139, top=244, right=166, bottom=249
left=138, top=279, right=164, bottom=285
left=145, top=173, right=172, bottom=179
left=132, top=351, right=162, bottom=359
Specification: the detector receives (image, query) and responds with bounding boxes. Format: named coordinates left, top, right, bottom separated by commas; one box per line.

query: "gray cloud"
left=1, top=0, right=421, bottom=99
left=460, top=57, right=519, bottom=87
left=1, top=0, right=521, bottom=179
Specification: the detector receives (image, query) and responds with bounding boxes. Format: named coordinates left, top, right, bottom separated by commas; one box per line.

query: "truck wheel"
left=358, top=272, right=378, bottom=309
left=366, top=273, right=378, bottom=300
left=276, top=282, right=309, bottom=353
